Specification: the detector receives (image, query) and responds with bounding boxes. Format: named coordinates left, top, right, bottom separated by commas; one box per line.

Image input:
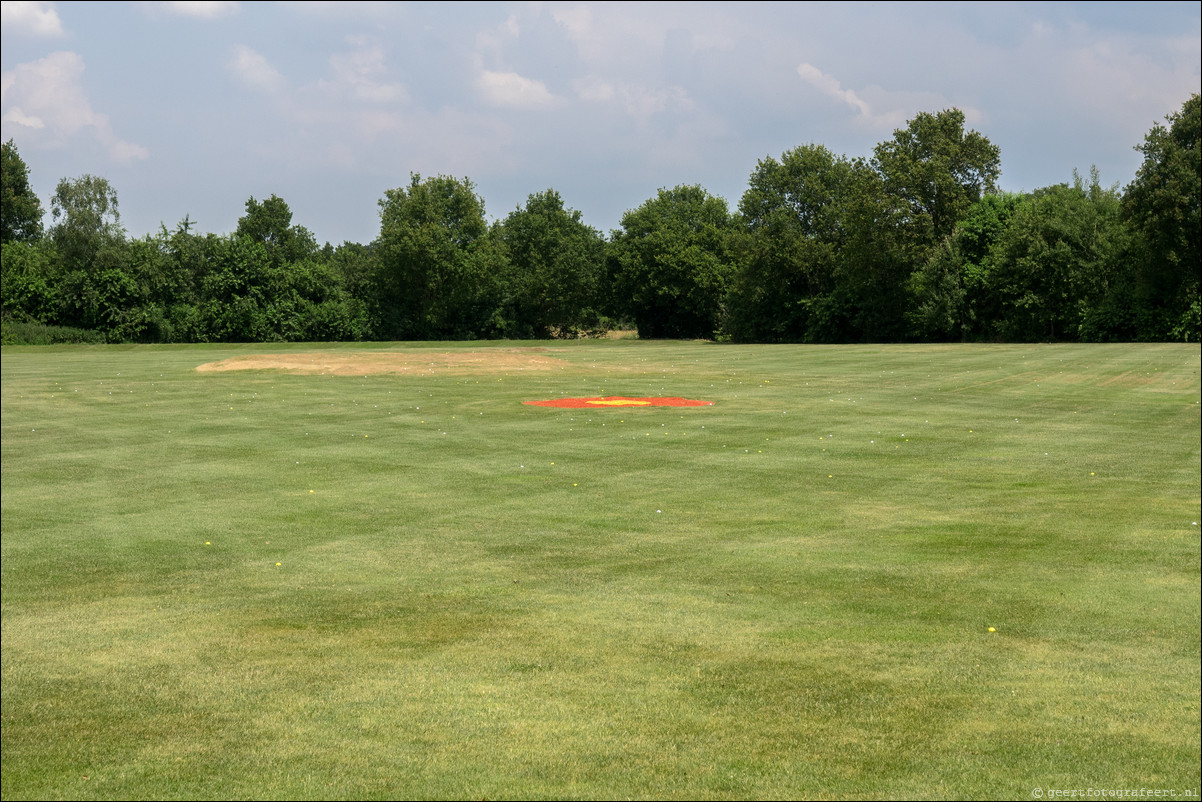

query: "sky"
left=2, top=1, right=1199, bottom=247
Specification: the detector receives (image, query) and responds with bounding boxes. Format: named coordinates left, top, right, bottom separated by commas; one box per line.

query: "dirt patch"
left=196, top=349, right=571, bottom=376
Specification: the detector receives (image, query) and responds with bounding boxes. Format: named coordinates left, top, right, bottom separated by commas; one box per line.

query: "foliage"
left=725, top=145, right=855, bottom=341
left=495, top=189, right=608, bottom=338
left=235, top=194, right=319, bottom=266
left=873, top=108, right=1001, bottom=263
left=828, top=160, right=910, bottom=341
left=1122, top=94, right=1201, bottom=341
left=1, top=240, right=59, bottom=323
left=178, top=232, right=368, bottom=343
left=725, top=145, right=906, bottom=342
left=1, top=139, right=44, bottom=244
left=906, top=193, right=1023, bottom=340
left=48, top=174, right=124, bottom=271
left=3, top=100, right=1197, bottom=345
left=0, top=319, right=105, bottom=344
left=190, top=234, right=274, bottom=341
left=609, top=185, right=735, bottom=338
left=984, top=170, right=1130, bottom=341
left=325, top=241, right=378, bottom=309
left=373, top=173, right=504, bottom=339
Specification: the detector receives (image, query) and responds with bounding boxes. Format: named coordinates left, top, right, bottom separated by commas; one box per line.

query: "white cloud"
left=551, top=6, right=593, bottom=48
left=1, top=106, right=44, bottom=128
left=574, top=77, right=615, bottom=103
left=797, top=63, right=871, bottom=118
left=0, top=51, right=148, bottom=163
left=289, top=101, right=404, bottom=145
left=228, top=45, right=285, bottom=93
left=107, top=138, right=152, bottom=164
left=163, top=1, right=239, bottom=19
left=1, top=1, right=64, bottom=36
left=322, top=37, right=407, bottom=104
left=619, top=85, right=694, bottom=125
left=1052, top=28, right=1199, bottom=116
left=796, top=62, right=983, bottom=133
left=570, top=76, right=694, bottom=127
left=477, top=69, right=558, bottom=109
left=550, top=4, right=668, bottom=66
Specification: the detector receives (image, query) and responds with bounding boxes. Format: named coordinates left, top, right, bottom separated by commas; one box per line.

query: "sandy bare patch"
left=196, top=349, right=571, bottom=376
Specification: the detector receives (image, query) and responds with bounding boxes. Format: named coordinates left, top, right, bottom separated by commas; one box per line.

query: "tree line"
left=2, top=96, right=1198, bottom=344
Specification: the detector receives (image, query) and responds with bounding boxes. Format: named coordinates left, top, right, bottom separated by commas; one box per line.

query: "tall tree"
left=985, top=170, right=1128, bottom=341
left=48, top=174, right=124, bottom=270
left=495, top=189, right=607, bottom=338
left=373, top=173, right=503, bottom=339
left=45, top=175, right=130, bottom=333
left=609, top=185, right=734, bottom=339
left=873, top=108, right=1001, bottom=263
left=235, top=194, right=318, bottom=265
left=1, top=139, right=43, bottom=244
left=1122, top=94, right=1201, bottom=341
left=325, top=241, right=377, bottom=324
left=727, top=145, right=906, bottom=342
left=726, top=145, right=859, bottom=341
left=906, top=192, right=1023, bottom=341
left=195, top=234, right=276, bottom=342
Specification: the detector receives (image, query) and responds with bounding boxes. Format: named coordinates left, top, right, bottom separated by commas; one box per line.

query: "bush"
left=1, top=319, right=106, bottom=345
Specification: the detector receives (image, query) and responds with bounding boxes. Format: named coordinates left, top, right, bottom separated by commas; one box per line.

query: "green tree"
left=609, top=185, right=734, bottom=339
left=194, top=235, right=276, bottom=342
left=327, top=241, right=375, bottom=300
left=48, top=174, right=124, bottom=271
left=86, top=236, right=169, bottom=341
left=726, top=145, right=856, bottom=341
left=373, top=173, right=503, bottom=339
left=235, top=194, right=318, bottom=266
left=1, top=139, right=43, bottom=243
left=985, top=170, right=1129, bottom=341
left=286, top=260, right=372, bottom=342
left=43, top=175, right=131, bottom=334
left=324, top=241, right=378, bottom=337
left=906, top=192, right=1023, bottom=340
left=727, top=145, right=906, bottom=342
left=873, top=108, right=1001, bottom=263
left=1, top=240, right=58, bottom=323
left=1122, top=94, right=1201, bottom=341
left=151, top=220, right=217, bottom=341
left=495, top=189, right=607, bottom=338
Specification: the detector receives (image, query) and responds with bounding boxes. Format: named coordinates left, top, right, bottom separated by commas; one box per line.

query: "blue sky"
left=3, top=1, right=1199, bottom=246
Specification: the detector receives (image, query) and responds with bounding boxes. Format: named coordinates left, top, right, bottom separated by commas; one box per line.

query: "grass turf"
left=1, top=341, right=1199, bottom=799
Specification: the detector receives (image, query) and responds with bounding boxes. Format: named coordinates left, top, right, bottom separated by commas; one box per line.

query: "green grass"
left=2, top=341, right=1199, bottom=800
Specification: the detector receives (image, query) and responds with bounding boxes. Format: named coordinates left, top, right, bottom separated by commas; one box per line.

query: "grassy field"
left=1, top=340, right=1199, bottom=800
